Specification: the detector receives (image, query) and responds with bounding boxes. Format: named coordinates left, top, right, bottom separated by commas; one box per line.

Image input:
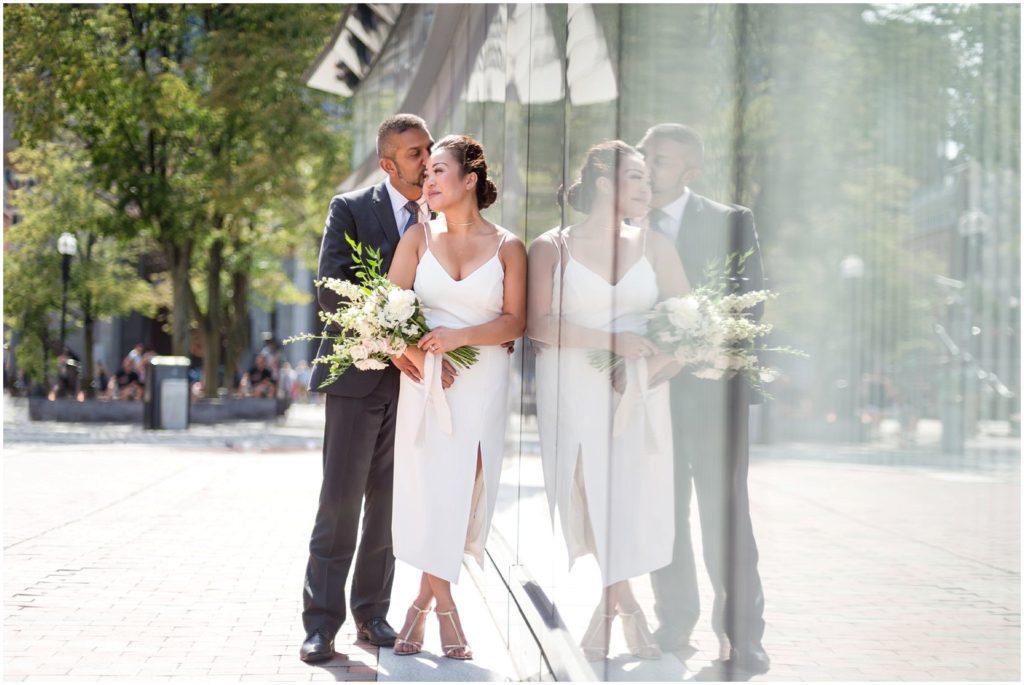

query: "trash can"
left=144, top=356, right=191, bottom=430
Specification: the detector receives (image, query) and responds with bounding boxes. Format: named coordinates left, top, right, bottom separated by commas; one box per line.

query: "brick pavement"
left=498, top=447, right=1020, bottom=682
left=3, top=442, right=382, bottom=682
left=3, top=400, right=1020, bottom=682
left=749, top=457, right=1020, bottom=681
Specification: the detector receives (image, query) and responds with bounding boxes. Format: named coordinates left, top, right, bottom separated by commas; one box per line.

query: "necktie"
left=648, top=208, right=670, bottom=235
left=400, top=200, right=420, bottom=236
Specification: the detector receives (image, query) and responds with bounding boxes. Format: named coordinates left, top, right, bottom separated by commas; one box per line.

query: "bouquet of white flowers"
left=591, top=251, right=802, bottom=395
left=647, top=288, right=774, bottom=382
left=286, top=235, right=478, bottom=389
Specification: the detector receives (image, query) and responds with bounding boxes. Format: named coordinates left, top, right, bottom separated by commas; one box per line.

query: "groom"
left=300, top=113, right=450, bottom=662
left=638, top=123, right=770, bottom=677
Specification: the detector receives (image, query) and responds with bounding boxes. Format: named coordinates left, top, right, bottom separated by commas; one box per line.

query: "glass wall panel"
left=338, top=3, right=1019, bottom=680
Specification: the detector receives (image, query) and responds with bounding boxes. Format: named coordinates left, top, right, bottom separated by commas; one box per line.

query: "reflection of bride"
left=527, top=141, right=689, bottom=660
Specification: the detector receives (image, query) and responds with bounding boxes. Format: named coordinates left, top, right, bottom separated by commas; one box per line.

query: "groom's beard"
left=398, top=167, right=426, bottom=189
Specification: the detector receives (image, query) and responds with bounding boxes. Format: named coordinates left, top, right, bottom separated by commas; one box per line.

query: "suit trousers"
left=302, top=372, right=399, bottom=637
left=651, top=377, right=766, bottom=652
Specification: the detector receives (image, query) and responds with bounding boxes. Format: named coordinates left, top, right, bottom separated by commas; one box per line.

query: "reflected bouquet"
left=285, top=236, right=478, bottom=389
left=647, top=288, right=774, bottom=382
left=591, top=251, right=802, bottom=394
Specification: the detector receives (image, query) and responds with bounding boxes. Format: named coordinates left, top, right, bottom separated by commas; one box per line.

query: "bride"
left=528, top=140, right=689, bottom=661
left=386, top=134, right=526, bottom=660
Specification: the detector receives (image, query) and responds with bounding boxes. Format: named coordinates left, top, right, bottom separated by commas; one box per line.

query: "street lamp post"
left=57, top=232, right=78, bottom=357
left=840, top=255, right=865, bottom=442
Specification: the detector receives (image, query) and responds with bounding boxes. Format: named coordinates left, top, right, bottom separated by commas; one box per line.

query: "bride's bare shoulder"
left=492, top=225, right=524, bottom=247
left=528, top=226, right=568, bottom=252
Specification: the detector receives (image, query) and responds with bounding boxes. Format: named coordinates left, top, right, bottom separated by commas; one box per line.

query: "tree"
left=3, top=139, right=161, bottom=392
left=4, top=5, right=347, bottom=393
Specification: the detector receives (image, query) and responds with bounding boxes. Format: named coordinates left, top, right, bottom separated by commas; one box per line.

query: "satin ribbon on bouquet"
left=612, top=356, right=661, bottom=454
left=416, top=350, right=453, bottom=442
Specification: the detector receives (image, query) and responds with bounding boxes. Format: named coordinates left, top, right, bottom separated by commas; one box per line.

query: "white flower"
left=693, top=367, right=725, bottom=380
left=665, top=297, right=702, bottom=332
left=355, top=319, right=376, bottom=338
left=349, top=344, right=369, bottom=361
left=354, top=358, right=388, bottom=371
left=759, top=368, right=778, bottom=384
left=385, top=288, right=417, bottom=322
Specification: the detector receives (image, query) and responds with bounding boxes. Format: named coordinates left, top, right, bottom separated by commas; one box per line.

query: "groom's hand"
left=392, top=355, right=422, bottom=383
left=440, top=359, right=457, bottom=389
left=648, top=355, right=682, bottom=387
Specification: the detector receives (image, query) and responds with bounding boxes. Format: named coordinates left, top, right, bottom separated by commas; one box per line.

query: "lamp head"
left=57, top=232, right=78, bottom=256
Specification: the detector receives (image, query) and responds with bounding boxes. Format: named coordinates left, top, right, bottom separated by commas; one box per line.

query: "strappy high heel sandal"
left=393, top=603, right=431, bottom=656
left=435, top=607, right=473, bottom=660
left=618, top=608, right=662, bottom=659
left=579, top=610, right=614, bottom=661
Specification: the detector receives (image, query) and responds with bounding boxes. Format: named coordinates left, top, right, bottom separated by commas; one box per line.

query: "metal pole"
left=60, top=253, right=71, bottom=355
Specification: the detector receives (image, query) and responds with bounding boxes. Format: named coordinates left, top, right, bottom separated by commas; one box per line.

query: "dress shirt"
left=650, top=188, right=691, bottom=243
left=385, top=177, right=429, bottom=236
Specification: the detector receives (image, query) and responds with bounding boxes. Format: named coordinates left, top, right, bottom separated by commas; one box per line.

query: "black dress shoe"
left=716, top=646, right=770, bottom=676
left=357, top=616, right=398, bottom=646
left=299, top=630, right=334, bottom=663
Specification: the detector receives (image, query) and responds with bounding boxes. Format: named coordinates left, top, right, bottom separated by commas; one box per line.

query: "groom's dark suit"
left=651, top=190, right=768, bottom=660
left=302, top=181, right=406, bottom=638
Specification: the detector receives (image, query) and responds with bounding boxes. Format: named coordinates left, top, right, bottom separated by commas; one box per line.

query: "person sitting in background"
left=50, top=352, right=80, bottom=400
left=137, top=347, right=157, bottom=388
left=111, top=357, right=143, bottom=401
left=280, top=361, right=297, bottom=401
left=127, top=342, right=144, bottom=369
left=13, top=367, right=31, bottom=397
left=294, top=360, right=312, bottom=403
left=259, top=333, right=282, bottom=382
left=93, top=362, right=110, bottom=399
left=242, top=353, right=276, bottom=398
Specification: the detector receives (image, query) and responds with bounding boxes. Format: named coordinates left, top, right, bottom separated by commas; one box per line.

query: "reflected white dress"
left=535, top=229, right=674, bottom=586
left=392, top=217, right=512, bottom=583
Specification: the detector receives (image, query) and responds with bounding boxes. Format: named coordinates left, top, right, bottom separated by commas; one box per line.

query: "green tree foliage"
left=4, top=141, right=161, bottom=388
left=591, top=4, right=1018, bottom=433
left=4, top=5, right=348, bottom=393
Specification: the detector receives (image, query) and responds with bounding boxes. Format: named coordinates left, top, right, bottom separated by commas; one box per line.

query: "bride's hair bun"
left=565, top=181, right=587, bottom=212
left=479, top=178, right=498, bottom=209
left=567, top=140, right=640, bottom=214
left=433, top=134, right=499, bottom=209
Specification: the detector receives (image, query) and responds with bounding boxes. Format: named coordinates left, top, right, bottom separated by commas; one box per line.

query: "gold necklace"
left=446, top=219, right=477, bottom=226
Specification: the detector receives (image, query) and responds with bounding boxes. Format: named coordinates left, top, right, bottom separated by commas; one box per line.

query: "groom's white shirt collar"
left=384, top=177, right=428, bottom=233
left=655, top=188, right=691, bottom=242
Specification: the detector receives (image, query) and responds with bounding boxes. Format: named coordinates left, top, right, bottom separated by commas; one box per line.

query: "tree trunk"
left=202, top=237, right=224, bottom=398
left=80, top=235, right=97, bottom=399
left=224, top=266, right=250, bottom=393
left=169, top=240, right=192, bottom=356
left=82, top=311, right=95, bottom=399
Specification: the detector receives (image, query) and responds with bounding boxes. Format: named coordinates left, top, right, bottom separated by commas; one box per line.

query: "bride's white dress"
left=535, top=228, right=674, bottom=586
left=392, top=217, right=511, bottom=583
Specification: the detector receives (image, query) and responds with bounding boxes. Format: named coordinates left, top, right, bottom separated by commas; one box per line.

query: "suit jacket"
left=670, top=191, right=766, bottom=404
left=309, top=181, right=404, bottom=398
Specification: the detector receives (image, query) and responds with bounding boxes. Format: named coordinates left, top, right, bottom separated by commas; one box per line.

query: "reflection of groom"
left=638, top=123, right=770, bottom=676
